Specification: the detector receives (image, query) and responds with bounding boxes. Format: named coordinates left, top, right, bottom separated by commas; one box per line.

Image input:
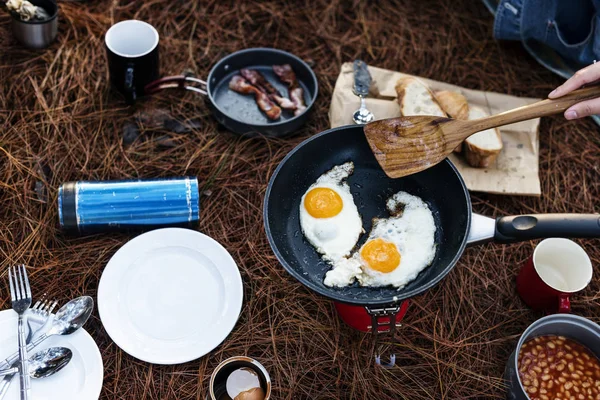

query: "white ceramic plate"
left=98, top=228, right=243, bottom=364
left=0, top=310, right=103, bottom=400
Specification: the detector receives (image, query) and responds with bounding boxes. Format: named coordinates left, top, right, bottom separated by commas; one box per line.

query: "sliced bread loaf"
left=435, top=90, right=469, bottom=153
left=463, top=106, right=503, bottom=168
left=395, top=77, right=447, bottom=117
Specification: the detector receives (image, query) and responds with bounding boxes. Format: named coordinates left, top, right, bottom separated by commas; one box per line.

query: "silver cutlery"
left=0, top=296, right=93, bottom=394
left=0, top=347, right=72, bottom=377
left=352, top=59, right=374, bottom=124
left=0, top=347, right=72, bottom=399
left=8, top=265, right=32, bottom=400
left=27, top=296, right=58, bottom=343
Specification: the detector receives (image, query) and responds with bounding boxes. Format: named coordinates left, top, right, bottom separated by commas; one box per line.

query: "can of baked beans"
left=505, top=314, right=600, bottom=400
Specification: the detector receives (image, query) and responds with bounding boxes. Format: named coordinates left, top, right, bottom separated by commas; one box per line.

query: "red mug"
left=334, top=300, right=409, bottom=332
left=516, top=238, right=592, bottom=313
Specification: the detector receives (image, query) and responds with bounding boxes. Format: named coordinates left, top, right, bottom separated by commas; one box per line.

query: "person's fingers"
left=563, top=98, right=600, bottom=119
left=549, top=63, right=600, bottom=98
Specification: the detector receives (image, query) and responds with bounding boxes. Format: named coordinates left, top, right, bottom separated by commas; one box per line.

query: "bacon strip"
left=240, top=68, right=296, bottom=110
left=273, top=64, right=307, bottom=116
left=240, top=68, right=279, bottom=95
left=228, top=75, right=281, bottom=120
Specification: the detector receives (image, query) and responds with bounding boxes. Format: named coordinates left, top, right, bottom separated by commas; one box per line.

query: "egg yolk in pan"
left=304, top=187, right=343, bottom=218
left=360, top=238, right=401, bottom=273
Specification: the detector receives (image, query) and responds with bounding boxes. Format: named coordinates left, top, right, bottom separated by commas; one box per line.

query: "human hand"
left=549, top=62, right=600, bottom=120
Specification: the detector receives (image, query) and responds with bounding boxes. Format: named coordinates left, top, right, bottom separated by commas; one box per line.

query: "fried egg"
left=299, top=162, right=363, bottom=262
left=324, top=191, right=436, bottom=288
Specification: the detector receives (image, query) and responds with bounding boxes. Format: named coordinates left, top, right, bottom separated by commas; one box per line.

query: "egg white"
left=299, top=162, right=363, bottom=263
left=325, top=191, right=437, bottom=289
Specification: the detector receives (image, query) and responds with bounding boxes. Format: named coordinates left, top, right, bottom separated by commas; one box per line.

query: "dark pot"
left=505, top=314, right=600, bottom=399
left=10, top=0, right=58, bottom=49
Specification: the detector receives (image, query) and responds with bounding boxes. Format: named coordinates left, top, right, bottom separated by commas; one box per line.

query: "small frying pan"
left=145, top=48, right=318, bottom=137
left=264, top=125, right=600, bottom=364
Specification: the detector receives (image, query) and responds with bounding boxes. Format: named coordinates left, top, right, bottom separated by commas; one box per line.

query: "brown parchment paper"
left=329, top=62, right=542, bottom=196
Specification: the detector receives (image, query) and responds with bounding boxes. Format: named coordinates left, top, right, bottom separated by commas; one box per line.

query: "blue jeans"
left=494, top=0, right=600, bottom=66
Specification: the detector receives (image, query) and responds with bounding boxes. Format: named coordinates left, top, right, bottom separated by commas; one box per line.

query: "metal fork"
left=26, top=296, right=58, bottom=343
left=8, top=265, right=31, bottom=400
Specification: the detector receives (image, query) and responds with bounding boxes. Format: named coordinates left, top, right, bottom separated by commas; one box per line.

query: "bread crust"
left=463, top=106, right=503, bottom=168
left=395, top=77, right=446, bottom=117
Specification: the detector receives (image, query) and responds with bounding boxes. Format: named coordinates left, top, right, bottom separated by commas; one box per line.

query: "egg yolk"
left=360, top=238, right=401, bottom=273
left=304, top=187, right=343, bottom=218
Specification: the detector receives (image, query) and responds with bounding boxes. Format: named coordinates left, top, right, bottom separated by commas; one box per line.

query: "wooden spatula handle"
left=465, top=85, right=600, bottom=135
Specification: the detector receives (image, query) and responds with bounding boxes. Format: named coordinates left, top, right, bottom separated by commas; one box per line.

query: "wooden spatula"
left=364, top=85, right=600, bottom=178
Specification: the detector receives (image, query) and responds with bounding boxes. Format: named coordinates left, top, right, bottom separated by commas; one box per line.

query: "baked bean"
left=518, top=335, right=600, bottom=400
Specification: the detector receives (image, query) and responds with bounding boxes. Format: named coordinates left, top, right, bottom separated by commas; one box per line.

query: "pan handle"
left=144, top=75, right=207, bottom=96
left=366, top=300, right=409, bottom=368
left=495, top=214, right=600, bottom=243
left=466, top=213, right=496, bottom=246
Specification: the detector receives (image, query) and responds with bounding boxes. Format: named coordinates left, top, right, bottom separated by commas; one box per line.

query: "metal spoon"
left=0, top=347, right=72, bottom=399
left=0, top=296, right=93, bottom=370
left=0, top=347, right=72, bottom=378
left=352, top=60, right=374, bottom=124
left=353, top=97, right=375, bottom=124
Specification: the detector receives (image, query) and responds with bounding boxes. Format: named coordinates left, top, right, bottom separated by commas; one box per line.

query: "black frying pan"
left=145, top=48, right=318, bottom=137
left=264, top=125, right=600, bottom=308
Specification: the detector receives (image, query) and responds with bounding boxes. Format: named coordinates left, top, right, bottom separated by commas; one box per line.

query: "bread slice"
left=395, top=77, right=447, bottom=118
left=463, top=106, right=503, bottom=168
left=435, top=90, right=469, bottom=120
left=435, top=90, right=469, bottom=153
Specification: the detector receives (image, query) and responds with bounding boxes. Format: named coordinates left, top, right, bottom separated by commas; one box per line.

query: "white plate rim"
left=97, top=228, right=244, bottom=365
left=0, top=310, right=103, bottom=400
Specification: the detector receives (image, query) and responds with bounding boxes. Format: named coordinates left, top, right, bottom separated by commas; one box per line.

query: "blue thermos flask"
left=58, top=177, right=200, bottom=234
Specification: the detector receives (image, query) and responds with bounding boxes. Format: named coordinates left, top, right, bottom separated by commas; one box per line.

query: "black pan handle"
left=494, top=214, right=600, bottom=243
